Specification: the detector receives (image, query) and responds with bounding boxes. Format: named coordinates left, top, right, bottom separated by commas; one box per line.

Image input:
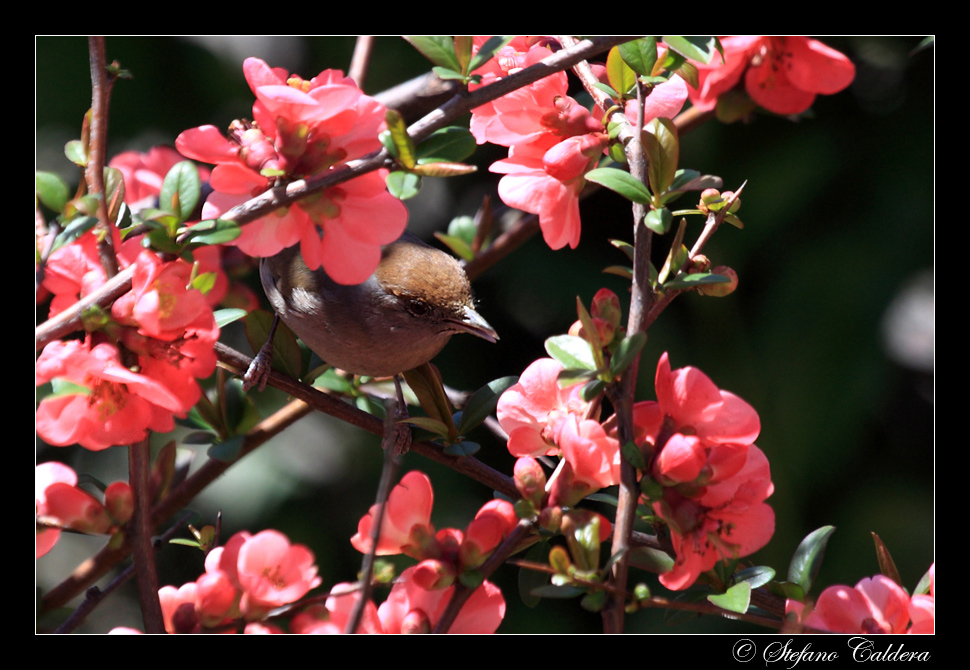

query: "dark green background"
left=36, top=36, right=933, bottom=634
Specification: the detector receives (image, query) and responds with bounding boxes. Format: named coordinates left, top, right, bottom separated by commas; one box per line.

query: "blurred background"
left=36, top=36, right=933, bottom=633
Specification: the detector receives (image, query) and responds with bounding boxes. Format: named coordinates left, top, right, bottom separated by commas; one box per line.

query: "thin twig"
left=128, top=436, right=163, bottom=633
left=348, top=36, right=375, bottom=89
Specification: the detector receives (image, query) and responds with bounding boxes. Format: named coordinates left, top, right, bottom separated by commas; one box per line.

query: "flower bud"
left=699, top=266, right=739, bottom=297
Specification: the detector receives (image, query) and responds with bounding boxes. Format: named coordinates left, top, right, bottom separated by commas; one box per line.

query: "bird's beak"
left=453, top=305, right=499, bottom=343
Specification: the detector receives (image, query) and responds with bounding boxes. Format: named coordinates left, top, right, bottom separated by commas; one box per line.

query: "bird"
left=256, top=231, right=498, bottom=380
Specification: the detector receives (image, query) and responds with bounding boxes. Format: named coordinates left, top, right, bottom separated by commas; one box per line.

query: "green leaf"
left=580, top=379, right=605, bottom=402
left=467, top=36, right=515, bottom=73
left=585, top=167, right=650, bottom=205
left=386, top=171, right=422, bottom=200
left=642, top=117, right=679, bottom=197
left=159, top=161, right=201, bottom=223
left=213, top=308, right=247, bottom=329
left=618, top=37, right=658, bottom=76
left=662, top=271, right=729, bottom=291
left=182, top=218, right=241, bottom=246
left=788, top=525, right=836, bottom=594
left=456, top=376, right=518, bottom=436
left=384, top=109, right=416, bottom=169
left=406, top=36, right=461, bottom=71
left=403, top=363, right=455, bottom=437
left=103, top=166, right=126, bottom=223
left=207, top=435, right=245, bottom=463
left=434, top=233, right=474, bottom=261
left=416, top=126, right=477, bottom=163
left=662, top=36, right=719, bottom=64
left=64, top=139, right=88, bottom=166
left=50, top=216, right=98, bottom=253
left=545, top=335, right=597, bottom=372
left=733, top=565, right=776, bottom=590
left=621, top=440, right=647, bottom=470
left=643, top=206, right=672, bottom=234
left=606, top=46, right=637, bottom=96
left=401, top=416, right=452, bottom=438
left=431, top=66, right=468, bottom=81
left=36, top=171, right=70, bottom=213
left=708, top=581, right=751, bottom=614
left=610, top=332, right=647, bottom=378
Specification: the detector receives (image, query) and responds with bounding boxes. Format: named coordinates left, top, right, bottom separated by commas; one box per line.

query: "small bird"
left=258, top=231, right=498, bottom=379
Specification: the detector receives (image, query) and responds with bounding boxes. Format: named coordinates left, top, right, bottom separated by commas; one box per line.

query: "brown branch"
left=86, top=37, right=119, bottom=279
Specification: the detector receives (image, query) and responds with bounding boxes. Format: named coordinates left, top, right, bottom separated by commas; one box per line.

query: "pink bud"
left=699, top=266, right=739, bottom=297
left=104, top=482, right=134, bottom=525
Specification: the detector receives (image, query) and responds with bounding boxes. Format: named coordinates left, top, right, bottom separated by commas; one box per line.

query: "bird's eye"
left=407, top=299, right=432, bottom=317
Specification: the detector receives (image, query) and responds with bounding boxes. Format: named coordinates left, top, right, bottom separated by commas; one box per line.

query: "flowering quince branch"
left=36, top=36, right=932, bottom=635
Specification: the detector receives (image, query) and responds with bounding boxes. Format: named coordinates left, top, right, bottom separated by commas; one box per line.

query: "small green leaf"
left=733, top=565, right=776, bottom=590
left=662, top=36, right=719, bottom=64
left=606, top=46, right=637, bottom=96
left=182, top=218, right=241, bottom=246
left=580, top=379, right=605, bottom=402
left=36, top=171, right=71, bottom=213
left=434, top=233, right=474, bottom=261
left=585, top=167, right=651, bottom=205
left=431, top=66, right=468, bottom=81
left=662, top=272, right=729, bottom=291
left=65, top=139, right=88, bottom=166
left=50, top=216, right=98, bottom=253
left=618, top=37, right=658, bottom=76
left=386, top=171, right=422, bottom=200
left=207, top=435, right=245, bottom=462
left=643, top=207, right=672, bottom=234
left=406, top=36, right=461, bottom=71
left=384, top=109, right=416, bottom=169
left=159, top=161, right=201, bottom=223
left=708, top=581, right=751, bottom=613
left=416, top=126, right=477, bottom=163
left=401, top=416, right=452, bottom=438
left=456, top=376, right=518, bottom=436
left=213, top=308, right=247, bottom=329
left=403, top=363, right=456, bottom=437
left=621, top=440, right=647, bottom=470
left=788, top=525, right=836, bottom=594
left=610, top=332, right=647, bottom=378
left=545, top=335, right=597, bottom=372
left=642, top=117, right=679, bottom=197
left=467, top=36, right=515, bottom=73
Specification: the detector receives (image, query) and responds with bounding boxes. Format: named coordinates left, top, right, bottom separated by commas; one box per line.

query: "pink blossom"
left=635, top=352, right=773, bottom=590
left=351, top=470, right=436, bottom=557
left=459, top=499, right=518, bottom=570
left=109, top=145, right=210, bottom=208
left=789, top=574, right=913, bottom=634
left=233, top=530, right=321, bottom=618
left=377, top=566, right=506, bottom=634
left=496, top=357, right=589, bottom=457
left=550, top=415, right=621, bottom=506
left=35, top=339, right=185, bottom=450
left=689, top=36, right=855, bottom=116
left=176, top=58, right=407, bottom=285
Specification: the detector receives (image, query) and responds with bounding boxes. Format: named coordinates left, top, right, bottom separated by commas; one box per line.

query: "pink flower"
left=689, top=36, right=855, bottom=116
left=176, top=58, right=407, bottom=285
left=550, top=415, right=621, bottom=506
left=789, top=574, right=913, bottom=634
left=231, top=530, right=321, bottom=618
left=635, top=352, right=773, bottom=590
left=496, top=357, right=590, bottom=457
left=377, top=566, right=506, bottom=634
left=35, top=339, right=186, bottom=450
left=351, top=470, right=436, bottom=557
left=109, top=145, right=210, bottom=209
left=459, top=499, right=518, bottom=570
